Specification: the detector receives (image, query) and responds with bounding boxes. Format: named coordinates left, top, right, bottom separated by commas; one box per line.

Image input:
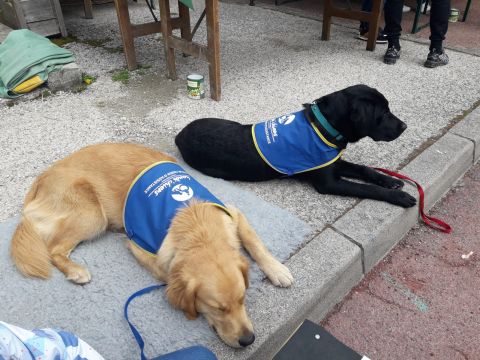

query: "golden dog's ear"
left=239, top=256, right=250, bottom=289
left=166, top=261, right=198, bottom=320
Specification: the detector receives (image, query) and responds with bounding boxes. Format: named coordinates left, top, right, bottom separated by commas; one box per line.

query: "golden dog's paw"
left=66, top=265, right=92, bottom=284
left=264, top=260, right=293, bottom=288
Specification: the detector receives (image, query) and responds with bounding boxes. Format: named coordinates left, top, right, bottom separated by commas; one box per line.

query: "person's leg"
left=360, top=0, right=374, bottom=32
left=358, top=0, right=387, bottom=43
left=429, top=0, right=450, bottom=50
left=384, top=0, right=404, bottom=49
left=425, top=0, right=450, bottom=67
left=383, top=0, right=404, bottom=63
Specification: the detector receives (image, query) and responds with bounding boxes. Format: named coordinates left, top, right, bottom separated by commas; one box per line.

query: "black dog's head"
left=311, top=84, right=407, bottom=143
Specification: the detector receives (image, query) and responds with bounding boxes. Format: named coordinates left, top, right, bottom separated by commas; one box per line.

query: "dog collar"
left=311, top=102, right=345, bottom=142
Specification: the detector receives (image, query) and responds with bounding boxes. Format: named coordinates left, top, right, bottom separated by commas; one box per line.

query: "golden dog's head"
left=166, top=253, right=254, bottom=347
left=166, top=204, right=255, bottom=347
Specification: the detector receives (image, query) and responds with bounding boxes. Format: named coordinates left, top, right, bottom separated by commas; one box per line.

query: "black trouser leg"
left=384, top=0, right=404, bottom=48
left=360, top=0, right=373, bottom=31
left=429, top=0, right=450, bottom=50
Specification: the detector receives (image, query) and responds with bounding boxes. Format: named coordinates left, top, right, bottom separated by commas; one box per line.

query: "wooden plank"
left=28, top=18, right=60, bottom=36
left=12, top=0, right=28, bottom=28
left=328, top=8, right=375, bottom=22
left=321, top=0, right=332, bottom=41
left=51, top=0, right=68, bottom=36
left=114, top=0, right=137, bottom=70
left=169, top=36, right=209, bottom=61
left=84, top=0, right=93, bottom=19
left=131, top=18, right=183, bottom=38
left=21, top=0, right=55, bottom=23
left=132, top=21, right=162, bottom=38
left=178, top=1, right=191, bottom=41
left=366, top=0, right=383, bottom=51
left=159, top=0, right=177, bottom=80
left=205, top=0, right=220, bottom=100
left=1, top=1, right=21, bottom=29
left=0, top=22, right=13, bottom=43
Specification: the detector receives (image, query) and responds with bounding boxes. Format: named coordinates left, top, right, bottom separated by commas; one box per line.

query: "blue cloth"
left=153, top=346, right=217, bottom=360
left=0, top=321, right=104, bottom=359
left=123, top=162, right=228, bottom=255
left=251, top=110, right=343, bottom=176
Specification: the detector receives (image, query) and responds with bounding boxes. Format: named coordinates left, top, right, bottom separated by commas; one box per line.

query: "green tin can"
left=449, top=8, right=459, bottom=22
left=187, top=74, right=205, bottom=99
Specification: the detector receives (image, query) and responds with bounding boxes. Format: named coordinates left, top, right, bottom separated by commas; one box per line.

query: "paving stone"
left=333, top=132, right=473, bottom=272
left=206, top=229, right=363, bottom=359
left=450, top=106, right=480, bottom=162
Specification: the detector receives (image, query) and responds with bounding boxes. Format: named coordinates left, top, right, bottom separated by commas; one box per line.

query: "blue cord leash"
left=124, top=284, right=166, bottom=360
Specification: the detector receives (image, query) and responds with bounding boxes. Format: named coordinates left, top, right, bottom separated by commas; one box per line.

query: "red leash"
left=374, top=167, right=452, bottom=234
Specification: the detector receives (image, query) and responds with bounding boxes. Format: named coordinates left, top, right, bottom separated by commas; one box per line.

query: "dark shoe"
left=424, top=48, right=449, bottom=68
left=384, top=46, right=401, bottom=64
left=357, top=28, right=388, bottom=44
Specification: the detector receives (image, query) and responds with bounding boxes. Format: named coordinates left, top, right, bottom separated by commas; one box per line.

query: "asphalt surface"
left=323, top=161, right=480, bottom=360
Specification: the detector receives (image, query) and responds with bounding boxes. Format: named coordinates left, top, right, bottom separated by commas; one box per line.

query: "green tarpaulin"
left=180, top=0, right=194, bottom=9
left=0, top=29, right=75, bottom=99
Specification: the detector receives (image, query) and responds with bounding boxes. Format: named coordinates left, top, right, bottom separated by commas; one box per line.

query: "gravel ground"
left=1, top=1, right=479, bottom=228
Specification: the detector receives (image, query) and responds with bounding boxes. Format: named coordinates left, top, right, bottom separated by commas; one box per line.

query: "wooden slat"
left=51, top=0, right=68, bottom=36
left=114, top=0, right=137, bottom=69
left=131, top=18, right=183, bottom=38
left=159, top=0, right=177, bottom=80
left=328, top=8, right=374, bottom=22
left=21, top=0, right=55, bottom=23
left=12, top=0, right=28, bottom=28
left=205, top=0, right=220, bottom=101
left=84, top=0, right=93, bottom=19
left=169, top=36, right=209, bottom=61
left=0, top=23, right=13, bottom=43
left=28, top=18, right=60, bottom=36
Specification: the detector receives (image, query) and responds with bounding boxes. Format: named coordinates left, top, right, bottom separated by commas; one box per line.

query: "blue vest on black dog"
left=251, top=110, right=343, bottom=176
left=123, top=162, right=228, bottom=256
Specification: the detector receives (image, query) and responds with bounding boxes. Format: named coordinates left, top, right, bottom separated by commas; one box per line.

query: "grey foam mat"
left=0, top=175, right=312, bottom=358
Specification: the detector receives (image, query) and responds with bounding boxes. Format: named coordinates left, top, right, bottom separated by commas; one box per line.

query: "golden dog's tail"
left=11, top=217, right=51, bottom=279
left=11, top=180, right=51, bottom=279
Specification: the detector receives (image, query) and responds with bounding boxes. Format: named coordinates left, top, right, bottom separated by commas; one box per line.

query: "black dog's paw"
left=377, top=176, right=404, bottom=189
left=389, top=191, right=416, bottom=208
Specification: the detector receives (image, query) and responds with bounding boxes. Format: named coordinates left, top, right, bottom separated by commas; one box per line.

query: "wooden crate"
left=1, top=0, right=67, bottom=37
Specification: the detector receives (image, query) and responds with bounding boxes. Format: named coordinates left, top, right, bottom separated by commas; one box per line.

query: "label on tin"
left=187, top=74, right=205, bottom=99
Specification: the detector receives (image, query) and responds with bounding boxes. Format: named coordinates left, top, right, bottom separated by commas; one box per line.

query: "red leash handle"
left=374, top=167, right=452, bottom=234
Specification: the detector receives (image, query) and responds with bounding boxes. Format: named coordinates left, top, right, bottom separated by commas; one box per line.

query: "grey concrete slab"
left=205, top=228, right=363, bottom=360
left=333, top=132, right=474, bottom=272
left=0, top=177, right=312, bottom=358
left=450, top=106, right=480, bottom=162
left=333, top=195, right=419, bottom=273
left=401, top=132, right=474, bottom=210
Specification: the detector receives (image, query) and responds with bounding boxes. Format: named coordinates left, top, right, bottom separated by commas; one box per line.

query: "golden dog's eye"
left=218, top=307, right=226, bottom=312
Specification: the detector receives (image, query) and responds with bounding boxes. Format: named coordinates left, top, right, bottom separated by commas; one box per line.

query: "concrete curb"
left=210, top=105, right=480, bottom=359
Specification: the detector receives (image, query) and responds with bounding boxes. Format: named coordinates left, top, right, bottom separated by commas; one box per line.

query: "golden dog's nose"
left=238, top=332, right=255, bottom=347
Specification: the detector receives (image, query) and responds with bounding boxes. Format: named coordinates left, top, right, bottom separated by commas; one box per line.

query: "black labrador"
left=175, top=85, right=416, bottom=208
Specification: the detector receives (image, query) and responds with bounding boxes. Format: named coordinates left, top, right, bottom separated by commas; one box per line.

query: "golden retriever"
left=10, top=143, right=293, bottom=348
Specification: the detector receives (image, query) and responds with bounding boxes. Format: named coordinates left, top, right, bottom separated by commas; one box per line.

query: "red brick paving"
left=321, top=162, right=480, bottom=360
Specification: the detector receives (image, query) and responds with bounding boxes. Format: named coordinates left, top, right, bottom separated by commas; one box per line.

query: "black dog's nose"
left=239, top=333, right=255, bottom=347
left=399, top=122, right=407, bottom=132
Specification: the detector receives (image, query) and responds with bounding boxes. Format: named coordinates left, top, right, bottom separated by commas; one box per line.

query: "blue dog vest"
left=251, top=110, right=343, bottom=175
left=123, top=161, right=228, bottom=256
